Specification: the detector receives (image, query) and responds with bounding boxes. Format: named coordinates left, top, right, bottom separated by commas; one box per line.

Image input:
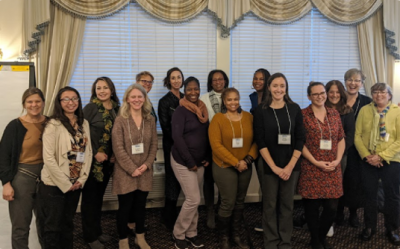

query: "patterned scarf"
left=209, top=90, right=221, bottom=115
left=377, top=104, right=390, bottom=140
left=180, top=98, right=209, bottom=123
left=92, top=97, right=118, bottom=182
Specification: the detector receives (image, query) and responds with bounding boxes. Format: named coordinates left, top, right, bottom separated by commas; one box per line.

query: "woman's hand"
left=202, top=160, right=209, bottom=167
left=94, top=152, right=108, bottom=163
left=2, top=182, right=14, bottom=201
left=236, top=160, right=248, bottom=172
left=366, top=155, right=383, bottom=168
left=110, top=154, right=116, bottom=163
left=68, top=181, right=82, bottom=192
left=279, top=165, right=293, bottom=181
left=315, top=161, right=335, bottom=172
left=189, top=166, right=198, bottom=172
left=132, top=168, right=143, bottom=177
left=138, top=164, right=148, bottom=173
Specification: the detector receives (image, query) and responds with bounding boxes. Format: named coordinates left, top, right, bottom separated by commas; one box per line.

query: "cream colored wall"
left=0, top=0, right=23, bottom=61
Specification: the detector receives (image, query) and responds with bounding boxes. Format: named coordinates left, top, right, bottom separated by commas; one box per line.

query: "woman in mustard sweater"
left=209, top=87, right=258, bottom=249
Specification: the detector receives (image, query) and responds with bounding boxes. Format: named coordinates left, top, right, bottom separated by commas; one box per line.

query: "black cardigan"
left=0, top=119, right=27, bottom=185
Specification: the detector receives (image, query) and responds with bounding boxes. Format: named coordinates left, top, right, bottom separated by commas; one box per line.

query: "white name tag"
left=320, top=139, right=332, bottom=150
left=76, top=152, right=85, bottom=163
left=385, top=133, right=390, bottom=142
left=232, top=138, right=243, bottom=148
left=132, top=143, right=144, bottom=154
left=278, top=134, right=291, bottom=145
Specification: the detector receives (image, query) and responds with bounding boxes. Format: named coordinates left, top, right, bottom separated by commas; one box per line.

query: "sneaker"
left=98, top=234, right=112, bottom=243
left=173, top=234, right=189, bottom=249
left=254, top=224, right=263, bottom=232
left=326, top=226, right=334, bottom=237
left=88, top=240, right=104, bottom=249
left=185, top=236, right=205, bottom=248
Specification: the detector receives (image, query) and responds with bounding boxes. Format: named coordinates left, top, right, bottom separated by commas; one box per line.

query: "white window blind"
left=70, top=3, right=217, bottom=130
left=231, top=9, right=362, bottom=110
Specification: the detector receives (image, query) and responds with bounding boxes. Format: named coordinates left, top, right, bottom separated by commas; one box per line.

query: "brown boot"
left=217, top=215, right=231, bottom=249
left=232, top=209, right=249, bottom=249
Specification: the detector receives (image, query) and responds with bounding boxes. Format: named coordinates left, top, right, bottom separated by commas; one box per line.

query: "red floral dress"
left=298, top=106, right=345, bottom=199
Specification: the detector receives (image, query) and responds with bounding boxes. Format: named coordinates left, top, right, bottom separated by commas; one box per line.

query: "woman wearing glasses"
left=200, top=69, right=229, bottom=229
left=37, top=86, right=92, bottom=248
left=137, top=71, right=157, bottom=122
left=80, top=77, right=120, bottom=249
left=112, top=84, right=157, bottom=249
left=340, top=69, right=371, bottom=227
left=355, top=83, right=400, bottom=245
left=298, top=82, right=345, bottom=249
left=158, top=67, right=185, bottom=230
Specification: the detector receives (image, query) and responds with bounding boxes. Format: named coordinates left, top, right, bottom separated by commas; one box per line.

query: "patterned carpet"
left=72, top=201, right=399, bottom=249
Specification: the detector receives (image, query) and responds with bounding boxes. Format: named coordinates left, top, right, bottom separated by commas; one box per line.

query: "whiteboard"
left=0, top=62, right=34, bottom=137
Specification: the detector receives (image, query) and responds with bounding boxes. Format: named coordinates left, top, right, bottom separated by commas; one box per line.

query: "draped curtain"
left=22, top=0, right=397, bottom=111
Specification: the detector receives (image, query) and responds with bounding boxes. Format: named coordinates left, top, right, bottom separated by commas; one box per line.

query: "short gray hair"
left=371, top=83, right=392, bottom=101
left=344, top=68, right=366, bottom=82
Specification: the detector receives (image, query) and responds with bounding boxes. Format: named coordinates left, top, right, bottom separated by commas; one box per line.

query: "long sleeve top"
left=253, top=102, right=305, bottom=174
left=158, top=91, right=184, bottom=143
left=111, top=115, right=158, bottom=194
left=171, top=106, right=211, bottom=169
left=209, top=111, right=258, bottom=168
left=340, top=111, right=355, bottom=155
left=354, top=102, right=400, bottom=163
left=200, top=92, right=222, bottom=121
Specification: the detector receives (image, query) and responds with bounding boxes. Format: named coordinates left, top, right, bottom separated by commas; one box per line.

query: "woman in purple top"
left=171, top=76, right=210, bottom=249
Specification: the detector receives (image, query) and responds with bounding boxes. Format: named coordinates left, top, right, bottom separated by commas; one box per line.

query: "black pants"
left=36, top=182, right=81, bottom=249
left=203, top=163, right=215, bottom=208
left=362, top=161, right=400, bottom=231
left=303, top=198, right=338, bottom=243
left=81, top=166, right=112, bottom=243
left=117, top=190, right=149, bottom=239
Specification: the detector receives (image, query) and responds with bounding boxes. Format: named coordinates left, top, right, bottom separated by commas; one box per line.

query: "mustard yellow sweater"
left=209, top=111, right=258, bottom=168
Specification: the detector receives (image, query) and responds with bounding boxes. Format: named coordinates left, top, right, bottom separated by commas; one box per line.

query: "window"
left=231, top=9, right=362, bottom=110
left=70, top=3, right=217, bottom=131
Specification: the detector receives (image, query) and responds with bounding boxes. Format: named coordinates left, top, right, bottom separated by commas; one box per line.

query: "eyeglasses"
left=60, top=97, right=79, bottom=103
left=346, top=79, right=362, bottom=83
left=212, top=78, right=224, bottom=83
left=140, top=79, right=153, bottom=85
left=372, top=91, right=388, bottom=95
left=310, top=92, right=326, bottom=98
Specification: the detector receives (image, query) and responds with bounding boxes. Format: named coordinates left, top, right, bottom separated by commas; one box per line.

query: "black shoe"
left=386, top=230, right=400, bottom=245
left=320, top=239, right=333, bottom=249
left=349, top=214, right=360, bottom=228
left=173, top=235, right=189, bottom=249
left=98, top=234, right=112, bottom=243
left=185, top=236, right=204, bottom=248
left=360, top=228, right=375, bottom=241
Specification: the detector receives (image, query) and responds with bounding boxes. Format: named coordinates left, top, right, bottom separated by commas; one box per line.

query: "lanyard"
left=354, top=98, right=361, bottom=117
left=226, top=113, right=243, bottom=139
left=271, top=104, right=291, bottom=134
left=127, top=117, right=144, bottom=144
left=315, top=109, right=332, bottom=141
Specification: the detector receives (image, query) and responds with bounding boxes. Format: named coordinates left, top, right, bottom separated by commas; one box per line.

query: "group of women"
left=1, top=67, right=400, bottom=249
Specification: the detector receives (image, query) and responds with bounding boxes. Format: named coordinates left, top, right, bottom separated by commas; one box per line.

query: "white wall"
left=0, top=0, right=24, bottom=61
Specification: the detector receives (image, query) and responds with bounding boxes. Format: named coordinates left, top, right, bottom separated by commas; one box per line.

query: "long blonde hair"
left=119, top=84, right=152, bottom=119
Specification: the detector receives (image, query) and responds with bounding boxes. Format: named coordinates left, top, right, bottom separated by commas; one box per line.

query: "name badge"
left=278, top=134, right=291, bottom=145
left=132, top=143, right=144, bottom=154
left=232, top=138, right=243, bottom=148
left=385, top=133, right=390, bottom=142
left=76, top=152, right=85, bottom=163
left=320, top=139, right=332, bottom=150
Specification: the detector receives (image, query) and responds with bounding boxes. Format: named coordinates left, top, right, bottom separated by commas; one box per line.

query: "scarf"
left=92, top=97, right=118, bottom=182
left=209, top=90, right=221, bottom=115
left=180, top=98, right=209, bottom=123
left=369, top=102, right=391, bottom=152
left=377, top=104, right=390, bottom=140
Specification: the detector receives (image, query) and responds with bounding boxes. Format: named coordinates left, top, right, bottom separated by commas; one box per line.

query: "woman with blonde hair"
left=112, top=84, right=158, bottom=249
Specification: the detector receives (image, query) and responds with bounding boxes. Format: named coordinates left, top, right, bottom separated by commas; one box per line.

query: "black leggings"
left=117, top=190, right=149, bottom=239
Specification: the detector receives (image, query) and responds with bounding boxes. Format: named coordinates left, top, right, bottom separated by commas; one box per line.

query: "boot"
left=135, top=233, right=151, bottom=249
left=217, top=215, right=231, bottom=249
left=232, top=209, right=250, bottom=249
left=119, top=238, right=130, bottom=249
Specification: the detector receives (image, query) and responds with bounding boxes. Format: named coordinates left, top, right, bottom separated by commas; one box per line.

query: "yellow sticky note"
left=11, top=66, right=30, bottom=71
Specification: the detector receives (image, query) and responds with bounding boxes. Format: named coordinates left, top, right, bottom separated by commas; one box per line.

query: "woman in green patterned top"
left=81, top=77, right=120, bottom=249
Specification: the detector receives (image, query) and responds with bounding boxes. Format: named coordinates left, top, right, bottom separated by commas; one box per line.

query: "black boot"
left=217, top=215, right=231, bottom=249
left=232, top=209, right=250, bottom=249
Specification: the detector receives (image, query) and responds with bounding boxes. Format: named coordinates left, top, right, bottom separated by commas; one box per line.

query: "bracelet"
left=293, top=155, right=299, bottom=159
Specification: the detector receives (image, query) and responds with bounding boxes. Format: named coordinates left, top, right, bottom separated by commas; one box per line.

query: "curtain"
left=22, top=0, right=50, bottom=57
left=36, top=4, right=86, bottom=115
left=50, top=0, right=130, bottom=18
left=357, top=8, right=391, bottom=96
left=383, top=0, right=400, bottom=60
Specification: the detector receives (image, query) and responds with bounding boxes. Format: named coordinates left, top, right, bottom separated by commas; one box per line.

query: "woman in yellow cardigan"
left=354, top=83, right=400, bottom=245
left=209, top=87, right=258, bottom=249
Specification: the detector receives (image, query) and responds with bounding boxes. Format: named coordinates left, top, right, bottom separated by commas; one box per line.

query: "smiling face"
left=253, top=71, right=265, bottom=92
left=268, top=77, right=286, bottom=102
left=60, top=91, right=79, bottom=115
left=24, top=94, right=44, bottom=117
left=308, top=84, right=326, bottom=108
left=327, top=84, right=340, bottom=106
left=95, top=80, right=112, bottom=102
left=138, top=75, right=153, bottom=93
left=345, top=73, right=362, bottom=96
left=211, top=72, right=225, bottom=93
left=372, top=90, right=391, bottom=108
left=127, top=88, right=145, bottom=111
left=223, top=91, right=240, bottom=113
left=170, top=70, right=183, bottom=91
left=185, top=80, right=200, bottom=104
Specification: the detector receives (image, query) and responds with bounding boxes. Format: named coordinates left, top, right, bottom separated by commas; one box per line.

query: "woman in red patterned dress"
left=298, top=82, right=345, bottom=249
